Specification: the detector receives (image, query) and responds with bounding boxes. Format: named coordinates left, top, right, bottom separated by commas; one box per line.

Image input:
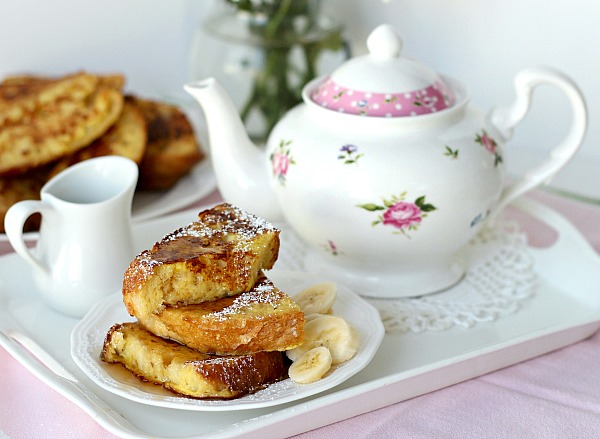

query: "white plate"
left=70, top=272, right=384, bottom=411
left=130, top=158, right=216, bottom=223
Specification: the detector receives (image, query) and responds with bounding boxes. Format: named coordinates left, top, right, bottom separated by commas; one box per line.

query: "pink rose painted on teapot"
left=359, top=194, right=437, bottom=237
left=384, top=201, right=422, bottom=229
left=270, top=140, right=295, bottom=185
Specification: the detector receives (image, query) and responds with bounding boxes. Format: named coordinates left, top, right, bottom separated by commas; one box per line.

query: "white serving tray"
left=1, top=197, right=599, bottom=439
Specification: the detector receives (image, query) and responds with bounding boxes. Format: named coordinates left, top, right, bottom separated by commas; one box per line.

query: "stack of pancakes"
left=101, top=203, right=305, bottom=399
left=0, top=71, right=205, bottom=232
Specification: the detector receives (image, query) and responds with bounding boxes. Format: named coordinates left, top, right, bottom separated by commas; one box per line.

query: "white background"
left=1, top=0, right=598, bottom=198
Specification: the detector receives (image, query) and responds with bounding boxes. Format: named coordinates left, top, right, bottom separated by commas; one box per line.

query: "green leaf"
left=358, top=203, right=384, bottom=212
left=414, top=196, right=426, bottom=207
left=420, top=204, right=436, bottom=212
left=444, top=145, right=459, bottom=158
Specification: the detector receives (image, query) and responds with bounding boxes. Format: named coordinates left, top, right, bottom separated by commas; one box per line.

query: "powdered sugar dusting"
left=210, top=277, right=287, bottom=321
left=126, top=203, right=280, bottom=286
left=164, top=203, right=278, bottom=243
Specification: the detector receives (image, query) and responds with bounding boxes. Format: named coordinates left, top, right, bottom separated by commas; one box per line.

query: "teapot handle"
left=487, top=66, right=587, bottom=220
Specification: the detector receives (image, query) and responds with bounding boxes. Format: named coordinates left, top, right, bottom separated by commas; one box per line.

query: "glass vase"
left=189, top=0, right=348, bottom=143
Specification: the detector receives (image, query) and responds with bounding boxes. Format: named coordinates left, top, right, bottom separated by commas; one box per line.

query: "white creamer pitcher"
left=5, top=156, right=138, bottom=317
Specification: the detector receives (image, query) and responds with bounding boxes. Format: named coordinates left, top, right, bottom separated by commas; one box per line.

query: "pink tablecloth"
left=1, top=189, right=599, bottom=439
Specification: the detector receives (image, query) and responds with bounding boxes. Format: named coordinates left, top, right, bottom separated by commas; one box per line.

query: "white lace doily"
left=277, top=219, right=538, bottom=334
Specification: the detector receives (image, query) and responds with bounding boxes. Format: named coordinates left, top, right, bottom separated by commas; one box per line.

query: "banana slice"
left=294, top=282, right=337, bottom=315
left=304, top=313, right=326, bottom=323
left=287, top=314, right=359, bottom=364
left=288, top=346, right=333, bottom=384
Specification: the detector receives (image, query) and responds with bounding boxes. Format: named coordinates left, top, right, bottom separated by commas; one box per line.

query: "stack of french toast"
left=102, top=203, right=304, bottom=398
left=102, top=203, right=361, bottom=399
left=0, top=71, right=205, bottom=232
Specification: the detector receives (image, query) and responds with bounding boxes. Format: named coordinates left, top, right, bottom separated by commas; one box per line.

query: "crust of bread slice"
left=101, top=322, right=289, bottom=399
left=127, top=95, right=204, bottom=190
left=122, top=203, right=280, bottom=318
left=0, top=72, right=124, bottom=175
left=48, top=100, right=147, bottom=177
left=136, top=275, right=304, bottom=355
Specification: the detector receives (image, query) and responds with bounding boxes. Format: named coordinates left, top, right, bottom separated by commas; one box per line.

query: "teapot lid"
left=310, top=24, right=454, bottom=117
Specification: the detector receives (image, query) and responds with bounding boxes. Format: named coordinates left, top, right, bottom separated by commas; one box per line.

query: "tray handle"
left=511, top=196, right=600, bottom=263
left=0, top=330, right=148, bottom=438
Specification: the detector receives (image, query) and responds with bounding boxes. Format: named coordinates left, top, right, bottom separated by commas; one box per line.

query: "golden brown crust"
left=48, top=100, right=147, bottom=178
left=0, top=72, right=125, bottom=175
left=137, top=276, right=304, bottom=355
left=0, top=71, right=205, bottom=235
left=0, top=166, right=49, bottom=232
left=101, top=322, right=288, bottom=399
left=0, top=72, right=125, bottom=90
left=122, top=203, right=280, bottom=319
left=128, top=96, right=205, bottom=190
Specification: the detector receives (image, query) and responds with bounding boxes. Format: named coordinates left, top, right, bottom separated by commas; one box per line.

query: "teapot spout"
left=184, top=78, right=283, bottom=221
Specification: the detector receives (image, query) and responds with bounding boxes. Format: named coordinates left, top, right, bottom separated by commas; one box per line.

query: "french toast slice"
left=0, top=72, right=124, bottom=175
left=48, top=99, right=148, bottom=178
left=128, top=96, right=205, bottom=190
left=137, top=275, right=304, bottom=355
left=122, top=203, right=281, bottom=319
left=101, top=322, right=288, bottom=399
left=0, top=72, right=125, bottom=90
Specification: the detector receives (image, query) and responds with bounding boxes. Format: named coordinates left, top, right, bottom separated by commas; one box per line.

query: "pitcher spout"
left=184, top=78, right=283, bottom=221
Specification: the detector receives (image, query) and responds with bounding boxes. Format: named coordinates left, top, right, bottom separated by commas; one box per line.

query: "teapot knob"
left=367, top=24, right=403, bottom=59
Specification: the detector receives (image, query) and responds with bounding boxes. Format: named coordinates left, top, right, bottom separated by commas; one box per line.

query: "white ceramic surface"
left=0, top=197, right=599, bottom=438
left=185, top=24, right=588, bottom=298
left=131, top=158, right=216, bottom=222
left=330, top=24, right=439, bottom=94
left=70, top=274, right=384, bottom=411
left=4, top=156, right=138, bottom=318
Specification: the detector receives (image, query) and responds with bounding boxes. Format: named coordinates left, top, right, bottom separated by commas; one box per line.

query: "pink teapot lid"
left=310, top=24, right=454, bottom=117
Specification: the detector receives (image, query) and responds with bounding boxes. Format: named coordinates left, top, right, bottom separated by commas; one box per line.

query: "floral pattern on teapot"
left=338, top=144, right=363, bottom=165
left=470, top=210, right=490, bottom=228
left=444, top=145, right=459, bottom=159
left=311, top=77, right=454, bottom=117
left=358, top=193, right=437, bottom=237
left=270, top=139, right=295, bottom=185
left=323, top=239, right=340, bottom=256
left=475, top=130, right=503, bottom=167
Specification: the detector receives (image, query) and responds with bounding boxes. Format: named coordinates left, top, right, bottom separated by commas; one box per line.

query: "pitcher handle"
left=487, top=66, right=587, bottom=220
left=4, top=200, right=50, bottom=273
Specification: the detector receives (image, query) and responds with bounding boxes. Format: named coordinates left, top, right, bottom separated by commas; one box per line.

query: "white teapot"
left=185, top=24, right=587, bottom=298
